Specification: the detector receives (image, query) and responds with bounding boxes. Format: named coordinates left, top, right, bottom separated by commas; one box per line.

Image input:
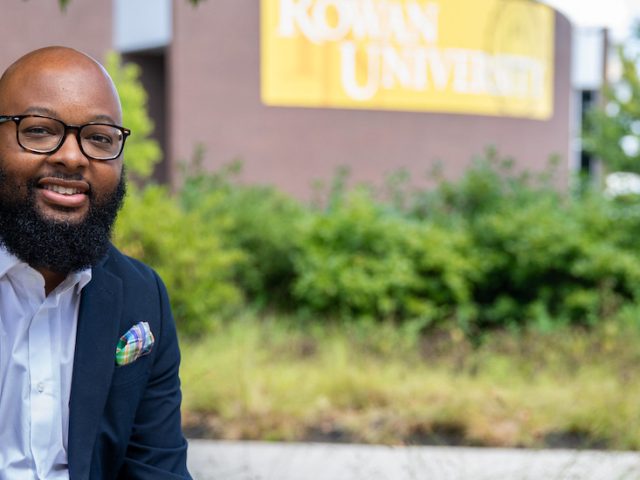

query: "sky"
left=542, top=0, right=640, bottom=41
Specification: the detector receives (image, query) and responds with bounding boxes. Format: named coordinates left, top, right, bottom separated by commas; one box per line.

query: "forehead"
left=0, top=60, right=122, bottom=125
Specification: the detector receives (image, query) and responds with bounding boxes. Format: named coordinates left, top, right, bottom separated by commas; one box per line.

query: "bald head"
left=0, top=46, right=122, bottom=124
left=0, top=47, right=110, bottom=87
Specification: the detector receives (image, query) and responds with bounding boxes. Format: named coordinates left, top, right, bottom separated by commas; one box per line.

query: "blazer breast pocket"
left=111, top=355, right=151, bottom=389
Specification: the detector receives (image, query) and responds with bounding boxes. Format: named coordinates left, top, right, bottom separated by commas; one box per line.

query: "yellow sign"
left=261, top=0, right=555, bottom=119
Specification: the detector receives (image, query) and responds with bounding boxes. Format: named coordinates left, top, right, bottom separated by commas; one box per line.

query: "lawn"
left=180, top=313, right=640, bottom=450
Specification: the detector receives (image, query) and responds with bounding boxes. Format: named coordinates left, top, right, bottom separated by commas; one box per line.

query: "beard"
left=0, top=167, right=126, bottom=274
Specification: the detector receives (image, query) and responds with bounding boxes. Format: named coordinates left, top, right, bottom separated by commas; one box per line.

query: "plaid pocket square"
left=115, top=322, right=155, bottom=366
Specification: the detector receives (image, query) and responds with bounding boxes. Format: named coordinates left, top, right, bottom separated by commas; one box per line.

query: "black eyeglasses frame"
left=0, top=114, right=131, bottom=161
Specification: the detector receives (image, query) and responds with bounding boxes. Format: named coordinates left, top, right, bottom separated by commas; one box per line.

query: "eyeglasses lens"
left=17, top=116, right=63, bottom=152
left=80, top=125, right=124, bottom=160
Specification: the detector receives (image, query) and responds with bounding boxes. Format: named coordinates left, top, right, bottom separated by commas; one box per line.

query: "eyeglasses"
left=0, top=114, right=131, bottom=161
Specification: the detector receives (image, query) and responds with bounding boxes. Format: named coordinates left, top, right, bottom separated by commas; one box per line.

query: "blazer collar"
left=67, top=257, right=123, bottom=480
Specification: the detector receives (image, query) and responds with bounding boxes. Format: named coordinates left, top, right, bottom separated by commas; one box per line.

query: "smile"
left=37, top=177, right=91, bottom=210
left=43, top=184, right=83, bottom=195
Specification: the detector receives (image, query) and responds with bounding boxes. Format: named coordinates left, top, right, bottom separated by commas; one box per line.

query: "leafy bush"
left=180, top=159, right=304, bottom=307
left=114, top=185, right=244, bottom=335
left=293, top=187, right=417, bottom=319
left=109, top=55, right=243, bottom=334
left=408, top=151, right=640, bottom=331
left=109, top=47, right=640, bottom=335
left=105, top=52, right=161, bottom=179
left=115, top=143, right=640, bottom=334
left=292, top=186, right=479, bottom=327
left=404, top=222, right=479, bottom=329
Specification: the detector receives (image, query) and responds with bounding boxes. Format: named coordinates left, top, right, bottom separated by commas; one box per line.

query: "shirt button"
left=36, top=382, right=44, bottom=394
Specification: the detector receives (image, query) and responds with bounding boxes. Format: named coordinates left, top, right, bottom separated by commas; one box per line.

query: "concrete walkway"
left=187, top=440, right=640, bottom=480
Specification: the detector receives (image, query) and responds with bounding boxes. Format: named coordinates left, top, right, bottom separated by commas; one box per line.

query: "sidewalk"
left=187, top=440, right=640, bottom=480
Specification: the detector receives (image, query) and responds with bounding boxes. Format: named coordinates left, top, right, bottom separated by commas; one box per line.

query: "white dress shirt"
left=0, top=246, right=91, bottom=480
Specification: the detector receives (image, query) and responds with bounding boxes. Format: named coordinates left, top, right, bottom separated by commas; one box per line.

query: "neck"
left=36, top=267, right=66, bottom=296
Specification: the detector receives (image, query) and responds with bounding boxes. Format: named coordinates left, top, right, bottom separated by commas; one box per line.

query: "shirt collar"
left=0, top=245, right=22, bottom=278
left=70, top=268, right=92, bottom=295
left=0, top=244, right=92, bottom=294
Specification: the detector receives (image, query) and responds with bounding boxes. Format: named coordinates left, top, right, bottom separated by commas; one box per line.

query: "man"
left=0, top=47, right=191, bottom=479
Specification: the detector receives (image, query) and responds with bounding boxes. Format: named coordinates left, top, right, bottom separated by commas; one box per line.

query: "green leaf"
left=104, top=52, right=162, bottom=180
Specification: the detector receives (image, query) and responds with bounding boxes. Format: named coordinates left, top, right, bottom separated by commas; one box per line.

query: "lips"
left=37, top=177, right=90, bottom=209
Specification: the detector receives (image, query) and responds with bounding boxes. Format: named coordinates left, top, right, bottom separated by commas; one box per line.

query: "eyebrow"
left=22, top=106, right=58, bottom=117
left=21, top=106, right=118, bottom=125
left=91, top=114, right=119, bottom=124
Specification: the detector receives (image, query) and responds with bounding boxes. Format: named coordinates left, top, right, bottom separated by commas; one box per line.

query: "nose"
left=47, top=131, right=89, bottom=171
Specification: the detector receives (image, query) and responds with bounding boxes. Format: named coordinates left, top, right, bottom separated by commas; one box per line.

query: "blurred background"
left=8, top=0, right=640, bottom=452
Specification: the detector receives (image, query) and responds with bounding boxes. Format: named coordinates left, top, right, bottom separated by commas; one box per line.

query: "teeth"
left=45, top=185, right=81, bottom=195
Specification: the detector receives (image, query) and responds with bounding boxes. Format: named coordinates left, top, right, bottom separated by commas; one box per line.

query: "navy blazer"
left=67, top=245, right=191, bottom=479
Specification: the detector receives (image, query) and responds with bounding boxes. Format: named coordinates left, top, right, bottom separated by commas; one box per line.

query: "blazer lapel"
left=67, top=261, right=122, bottom=480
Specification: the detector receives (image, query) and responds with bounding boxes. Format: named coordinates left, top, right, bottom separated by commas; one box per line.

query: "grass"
left=179, top=313, right=640, bottom=450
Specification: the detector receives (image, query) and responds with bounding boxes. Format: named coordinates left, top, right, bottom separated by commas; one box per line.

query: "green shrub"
left=293, top=187, right=417, bottom=319
left=408, top=151, right=640, bottom=330
left=404, top=222, right=479, bottom=329
left=111, top=47, right=640, bottom=336
left=292, top=187, right=477, bottom=325
left=180, top=160, right=305, bottom=307
left=470, top=195, right=587, bottom=328
left=164, top=152, right=640, bottom=334
left=105, top=52, right=161, bottom=179
left=108, top=55, right=243, bottom=334
left=114, top=185, right=244, bottom=335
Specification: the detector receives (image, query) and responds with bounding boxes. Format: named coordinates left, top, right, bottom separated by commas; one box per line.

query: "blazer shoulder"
left=101, top=244, right=162, bottom=287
